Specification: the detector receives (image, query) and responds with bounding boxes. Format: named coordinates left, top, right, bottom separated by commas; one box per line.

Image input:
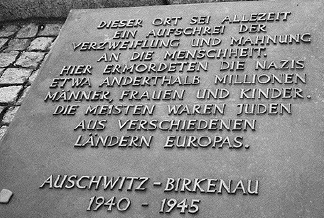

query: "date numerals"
left=159, top=198, right=200, bottom=214
left=87, top=196, right=131, bottom=212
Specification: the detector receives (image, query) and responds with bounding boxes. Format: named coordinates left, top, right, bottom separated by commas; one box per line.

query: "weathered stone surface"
left=0, top=189, right=13, bottom=204
left=16, top=86, right=31, bottom=105
left=38, top=24, right=63, bottom=36
left=5, top=38, right=31, bottom=51
left=0, top=25, right=19, bottom=37
left=0, top=0, right=165, bottom=22
left=15, top=52, right=45, bottom=68
left=16, top=23, right=38, bottom=38
left=28, top=37, right=54, bottom=51
left=0, top=38, right=8, bottom=50
left=1, top=1, right=324, bottom=218
left=28, top=70, right=39, bottom=83
left=0, top=51, right=19, bottom=68
left=0, top=68, right=33, bottom=84
left=0, top=86, right=22, bottom=104
left=2, top=107, right=20, bottom=124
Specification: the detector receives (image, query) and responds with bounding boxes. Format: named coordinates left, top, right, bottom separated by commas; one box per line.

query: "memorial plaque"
left=1, top=1, right=324, bottom=217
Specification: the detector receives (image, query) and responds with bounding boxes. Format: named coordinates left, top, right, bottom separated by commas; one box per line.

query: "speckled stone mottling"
left=0, top=68, right=33, bottom=84
left=0, top=86, right=22, bottom=104
left=16, top=23, right=38, bottom=38
left=28, top=70, right=39, bottom=83
left=15, top=52, right=45, bottom=68
left=0, top=38, right=8, bottom=49
left=28, top=37, right=54, bottom=51
left=2, top=107, right=20, bottom=123
left=0, top=52, right=19, bottom=67
left=5, top=38, right=31, bottom=51
left=0, top=25, right=19, bottom=37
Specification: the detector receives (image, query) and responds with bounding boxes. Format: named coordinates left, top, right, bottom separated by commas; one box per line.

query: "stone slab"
left=38, top=24, right=63, bottom=36
left=28, top=37, right=54, bottom=51
left=5, top=39, right=31, bottom=51
left=28, top=70, right=39, bottom=83
left=15, top=52, right=45, bottom=68
left=0, top=25, right=19, bottom=37
left=0, top=189, right=13, bottom=204
left=0, top=86, right=22, bottom=104
left=16, top=24, right=39, bottom=38
left=0, top=38, right=8, bottom=50
left=0, top=68, right=33, bottom=84
left=0, top=52, right=19, bottom=68
left=16, top=86, right=31, bottom=105
left=1, top=1, right=324, bottom=218
left=2, top=107, right=20, bottom=124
